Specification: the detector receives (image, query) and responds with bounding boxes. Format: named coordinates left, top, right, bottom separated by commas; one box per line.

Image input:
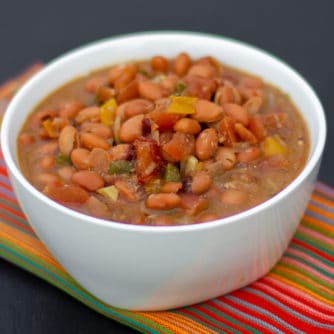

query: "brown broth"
left=17, top=54, right=309, bottom=226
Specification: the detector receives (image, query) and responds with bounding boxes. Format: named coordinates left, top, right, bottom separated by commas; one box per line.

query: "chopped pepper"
left=55, top=154, right=72, bottom=166
left=108, top=160, right=134, bottom=174
left=163, top=163, right=181, bottom=182
left=174, top=81, right=186, bottom=96
left=42, top=119, right=58, bottom=138
left=262, top=135, right=288, bottom=156
left=97, top=185, right=119, bottom=201
left=100, top=98, right=118, bottom=126
left=166, top=96, right=197, bottom=115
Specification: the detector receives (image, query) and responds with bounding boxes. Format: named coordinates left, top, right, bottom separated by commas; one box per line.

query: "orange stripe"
left=271, top=265, right=334, bottom=301
left=158, top=312, right=216, bottom=334
left=275, top=263, right=334, bottom=296
left=302, top=214, right=334, bottom=234
left=307, top=203, right=334, bottom=221
left=311, top=194, right=334, bottom=210
left=268, top=272, right=334, bottom=306
left=0, top=221, right=65, bottom=272
left=133, top=311, right=194, bottom=334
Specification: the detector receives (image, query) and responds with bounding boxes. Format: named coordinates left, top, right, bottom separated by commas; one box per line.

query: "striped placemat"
left=0, top=66, right=333, bottom=333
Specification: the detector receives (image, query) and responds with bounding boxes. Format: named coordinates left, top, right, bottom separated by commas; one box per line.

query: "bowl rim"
left=1, top=30, right=327, bottom=234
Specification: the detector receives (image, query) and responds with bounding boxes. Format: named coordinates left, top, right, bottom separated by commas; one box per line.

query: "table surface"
left=1, top=1, right=333, bottom=333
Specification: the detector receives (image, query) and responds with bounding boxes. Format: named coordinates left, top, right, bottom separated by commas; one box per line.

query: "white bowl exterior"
left=1, top=32, right=326, bottom=310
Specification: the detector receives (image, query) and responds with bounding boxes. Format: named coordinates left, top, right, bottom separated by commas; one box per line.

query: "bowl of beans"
left=1, top=31, right=326, bottom=310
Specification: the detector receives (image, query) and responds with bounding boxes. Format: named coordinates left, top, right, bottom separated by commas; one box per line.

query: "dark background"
left=0, top=1, right=333, bottom=333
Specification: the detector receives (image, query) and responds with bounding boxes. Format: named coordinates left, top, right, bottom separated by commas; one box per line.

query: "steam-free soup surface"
left=17, top=53, right=309, bottom=225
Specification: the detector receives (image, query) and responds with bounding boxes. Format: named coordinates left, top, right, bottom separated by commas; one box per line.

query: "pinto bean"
left=109, top=143, right=132, bottom=160
left=220, top=189, right=248, bottom=205
left=18, top=133, right=35, bottom=145
left=109, top=64, right=136, bottom=85
left=160, top=182, right=183, bottom=193
left=188, top=63, right=216, bottom=78
left=75, top=106, right=100, bottom=124
left=118, top=114, right=144, bottom=143
left=72, top=170, right=104, bottom=191
left=191, top=99, right=223, bottom=123
left=224, top=103, right=249, bottom=126
left=215, top=147, right=237, bottom=170
left=89, top=148, right=110, bottom=174
left=116, top=79, right=139, bottom=104
left=173, top=52, right=191, bottom=76
left=70, top=148, right=91, bottom=170
left=234, top=123, right=257, bottom=144
left=39, top=156, right=55, bottom=170
left=58, top=125, right=78, bottom=157
left=80, top=122, right=113, bottom=139
left=161, top=74, right=179, bottom=92
left=138, top=81, right=169, bottom=100
left=122, top=99, right=154, bottom=119
left=35, top=141, right=58, bottom=155
left=195, top=128, right=218, bottom=160
left=84, top=75, right=107, bottom=93
left=198, top=213, right=219, bottom=222
left=59, top=100, right=84, bottom=120
left=146, top=193, right=181, bottom=210
left=57, top=166, right=75, bottom=183
left=35, top=173, right=60, bottom=187
left=243, top=96, right=263, bottom=115
left=114, top=65, right=137, bottom=90
left=237, top=146, right=261, bottom=163
left=86, top=196, right=110, bottom=218
left=191, top=171, right=212, bottom=194
left=80, top=132, right=110, bottom=150
left=173, top=118, right=201, bottom=135
left=151, top=55, right=169, bottom=73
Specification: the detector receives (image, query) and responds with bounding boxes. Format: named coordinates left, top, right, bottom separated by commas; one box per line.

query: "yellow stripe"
left=157, top=312, right=217, bottom=334
left=268, top=273, right=334, bottom=306
left=0, top=221, right=65, bottom=272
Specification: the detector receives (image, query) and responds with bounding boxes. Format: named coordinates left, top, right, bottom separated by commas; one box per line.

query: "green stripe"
left=276, top=262, right=334, bottom=292
left=294, top=230, right=334, bottom=254
left=272, top=266, right=334, bottom=301
left=0, top=241, right=173, bottom=334
left=175, top=306, right=237, bottom=333
left=205, top=304, right=261, bottom=334
left=289, top=244, right=333, bottom=267
left=300, top=220, right=334, bottom=239
left=284, top=253, right=334, bottom=279
left=0, top=235, right=78, bottom=282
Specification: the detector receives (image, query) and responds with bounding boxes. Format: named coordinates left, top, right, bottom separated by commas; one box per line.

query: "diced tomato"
left=134, top=137, right=163, bottom=183
left=162, top=132, right=195, bottom=161
left=43, top=184, right=89, bottom=203
left=148, top=109, right=180, bottom=132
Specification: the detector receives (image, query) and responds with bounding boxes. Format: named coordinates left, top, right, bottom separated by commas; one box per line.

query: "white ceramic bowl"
left=1, top=32, right=326, bottom=311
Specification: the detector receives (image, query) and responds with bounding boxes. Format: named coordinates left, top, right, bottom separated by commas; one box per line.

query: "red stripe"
left=0, top=179, right=13, bottom=191
left=221, top=295, right=295, bottom=334
left=195, top=304, right=247, bottom=333
left=0, top=212, right=33, bottom=233
left=0, top=165, right=9, bottom=177
left=292, top=238, right=334, bottom=263
left=261, top=277, right=334, bottom=316
left=178, top=308, right=234, bottom=333
left=0, top=201, right=27, bottom=220
left=232, top=289, right=324, bottom=333
left=252, top=282, right=334, bottom=324
left=0, top=189, right=20, bottom=206
left=206, top=299, right=270, bottom=333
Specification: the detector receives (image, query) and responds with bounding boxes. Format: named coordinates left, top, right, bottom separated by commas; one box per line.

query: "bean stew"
left=17, top=53, right=309, bottom=226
